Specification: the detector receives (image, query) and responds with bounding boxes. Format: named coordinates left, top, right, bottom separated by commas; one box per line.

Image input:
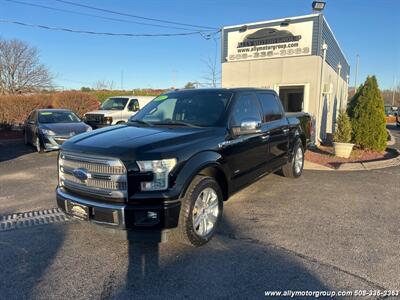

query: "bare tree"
left=201, top=56, right=220, bottom=88
left=93, top=80, right=115, bottom=90
left=0, top=38, right=52, bottom=94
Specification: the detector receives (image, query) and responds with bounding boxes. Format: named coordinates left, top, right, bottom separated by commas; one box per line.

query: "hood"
left=85, top=110, right=121, bottom=116
left=62, top=124, right=222, bottom=160
left=40, top=122, right=89, bottom=136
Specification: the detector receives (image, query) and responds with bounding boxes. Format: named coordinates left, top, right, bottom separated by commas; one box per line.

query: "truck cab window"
left=127, top=99, right=139, bottom=111
left=230, top=94, right=262, bottom=126
left=256, top=93, right=283, bottom=122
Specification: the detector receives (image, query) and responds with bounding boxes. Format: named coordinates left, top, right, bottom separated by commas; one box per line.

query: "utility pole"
left=120, top=70, right=124, bottom=90
left=172, top=70, right=177, bottom=88
left=354, top=54, right=359, bottom=92
left=392, top=76, right=396, bottom=106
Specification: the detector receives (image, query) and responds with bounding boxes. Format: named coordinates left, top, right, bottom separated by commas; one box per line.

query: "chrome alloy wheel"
left=294, top=146, right=303, bottom=174
left=35, top=137, right=41, bottom=152
left=192, top=187, right=219, bottom=237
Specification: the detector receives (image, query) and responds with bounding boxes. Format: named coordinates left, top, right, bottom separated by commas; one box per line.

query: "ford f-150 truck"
left=56, top=88, right=311, bottom=246
left=84, top=96, right=154, bottom=128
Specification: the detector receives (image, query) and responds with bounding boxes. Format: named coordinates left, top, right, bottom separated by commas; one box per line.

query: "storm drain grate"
left=0, top=208, right=69, bottom=232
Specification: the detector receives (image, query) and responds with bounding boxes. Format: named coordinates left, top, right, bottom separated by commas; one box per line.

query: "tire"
left=282, top=140, right=304, bottom=178
left=34, top=136, right=44, bottom=153
left=175, top=175, right=223, bottom=247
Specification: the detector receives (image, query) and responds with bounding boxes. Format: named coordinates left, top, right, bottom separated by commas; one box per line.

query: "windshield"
left=38, top=111, right=81, bottom=124
left=100, top=98, right=129, bottom=110
left=130, top=91, right=232, bottom=127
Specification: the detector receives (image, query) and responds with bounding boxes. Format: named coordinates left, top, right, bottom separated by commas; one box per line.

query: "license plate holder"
left=67, top=201, right=89, bottom=221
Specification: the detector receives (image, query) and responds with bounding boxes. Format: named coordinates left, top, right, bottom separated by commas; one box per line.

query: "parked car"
left=24, top=109, right=92, bottom=153
left=56, top=88, right=311, bottom=246
left=84, top=96, right=154, bottom=128
left=396, top=108, right=400, bottom=127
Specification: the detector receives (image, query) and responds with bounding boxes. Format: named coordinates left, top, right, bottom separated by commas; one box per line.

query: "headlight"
left=104, top=116, right=113, bottom=124
left=41, top=129, right=56, bottom=136
left=136, top=158, right=177, bottom=191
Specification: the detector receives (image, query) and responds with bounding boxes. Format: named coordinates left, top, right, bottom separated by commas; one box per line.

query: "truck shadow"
left=0, top=140, right=35, bottom=162
left=115, top=217, right=329, bottom=298
left=0, top=224, right=65, bottom=299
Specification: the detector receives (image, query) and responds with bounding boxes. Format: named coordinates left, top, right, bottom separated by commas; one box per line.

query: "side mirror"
left=231, top=118, right=261, bottom=136
left=394, top=112, right=398, bottom=116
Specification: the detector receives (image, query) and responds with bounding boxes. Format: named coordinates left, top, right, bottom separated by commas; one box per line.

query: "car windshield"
left=130, top=91, right=232, bottom=127
left=38, top=111, right=81, bottom=124
left=100, top=98, right=129, bottom=110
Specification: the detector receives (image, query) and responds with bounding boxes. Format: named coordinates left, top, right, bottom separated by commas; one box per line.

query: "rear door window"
left=256, top=93, right=284, bottom=123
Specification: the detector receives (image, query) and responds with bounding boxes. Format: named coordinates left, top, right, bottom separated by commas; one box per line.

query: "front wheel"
left=282, top=140, right=304, bottom=178
left=34, top=136, right=44, bottom=153
left=175, top=175, right=223, bottom=247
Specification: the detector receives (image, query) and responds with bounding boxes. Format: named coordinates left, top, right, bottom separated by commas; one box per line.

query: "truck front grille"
left=85, top=114, right=104, bottom=124
left=59, top=151, right=127, bottom=201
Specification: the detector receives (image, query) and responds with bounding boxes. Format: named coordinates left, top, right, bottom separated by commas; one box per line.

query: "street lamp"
left=312, top=1, right=326, bottom=12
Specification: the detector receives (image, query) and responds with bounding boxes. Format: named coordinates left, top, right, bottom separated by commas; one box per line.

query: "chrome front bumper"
left=56, top=187, right=126, bottom=228
left=56, top=187, right=173, bottom=242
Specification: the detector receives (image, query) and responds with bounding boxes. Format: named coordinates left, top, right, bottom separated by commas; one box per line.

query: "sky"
left=1, top=0, right=399, bottom=90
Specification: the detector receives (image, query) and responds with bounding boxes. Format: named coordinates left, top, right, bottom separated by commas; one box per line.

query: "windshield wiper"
left=153, top=120, right=200, bottom=128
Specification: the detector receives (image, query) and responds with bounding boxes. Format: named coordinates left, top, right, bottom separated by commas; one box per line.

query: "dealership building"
left=221, top=13, right=350, bottom=143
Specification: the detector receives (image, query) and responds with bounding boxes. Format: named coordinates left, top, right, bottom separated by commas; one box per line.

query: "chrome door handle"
left=261, top=134, right=270, bottom=140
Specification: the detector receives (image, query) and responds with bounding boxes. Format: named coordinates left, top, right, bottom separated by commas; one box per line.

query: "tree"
left=80, top=86, right=92, bottom=92
left=0, top=38, right=52, bottom=94
left=93, top=80, right=115, bottom=90
left=349, top=76, right=387, bottom=151
left=184, top=82, right=196, bottom=89
left=334, top=109, right=352, bottom=143
left=202, top=56, right=220, bottom=88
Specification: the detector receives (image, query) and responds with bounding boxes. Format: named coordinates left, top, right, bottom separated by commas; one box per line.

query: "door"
left=26, top=111, right=37, bottom=143
left=256, top=92, right=290, bottom=170
left=222, top=93, right=266, bottom=190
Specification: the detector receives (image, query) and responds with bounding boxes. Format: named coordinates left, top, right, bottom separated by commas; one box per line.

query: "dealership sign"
left=226, top=21, right=313, bottom=62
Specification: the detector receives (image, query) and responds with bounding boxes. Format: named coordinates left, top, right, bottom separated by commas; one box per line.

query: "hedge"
left=0, top=91, right=99, bottom=127
left=88, top=89, right=167, bottom=103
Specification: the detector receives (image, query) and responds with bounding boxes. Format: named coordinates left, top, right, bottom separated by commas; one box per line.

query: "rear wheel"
left=175, top=175, right=223, bottom=247
left=282, top=140, right=304, bottom=178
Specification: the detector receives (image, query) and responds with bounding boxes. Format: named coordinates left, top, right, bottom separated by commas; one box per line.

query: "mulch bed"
left=305, top=145, right=397, bottom=169
left=0, top=129, right=24, bottom=140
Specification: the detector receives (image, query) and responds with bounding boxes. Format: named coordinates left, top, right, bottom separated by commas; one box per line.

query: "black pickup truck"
left=56, top=88, right=311, bottom=246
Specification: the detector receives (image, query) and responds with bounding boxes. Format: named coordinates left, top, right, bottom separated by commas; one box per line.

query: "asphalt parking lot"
left=0, top=127, right=399, bottom=299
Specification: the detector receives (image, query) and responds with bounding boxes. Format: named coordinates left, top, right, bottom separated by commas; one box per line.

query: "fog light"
left=147, top=211, right=158, bottom=219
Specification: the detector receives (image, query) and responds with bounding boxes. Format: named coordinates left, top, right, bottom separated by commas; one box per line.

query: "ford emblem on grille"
left=72, top=168, right=89, bottom=182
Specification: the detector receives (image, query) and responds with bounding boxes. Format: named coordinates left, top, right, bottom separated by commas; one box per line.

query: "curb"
left=304, top=148, right=400, bottom=172
left=387, top=130, right=396, bottom=146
